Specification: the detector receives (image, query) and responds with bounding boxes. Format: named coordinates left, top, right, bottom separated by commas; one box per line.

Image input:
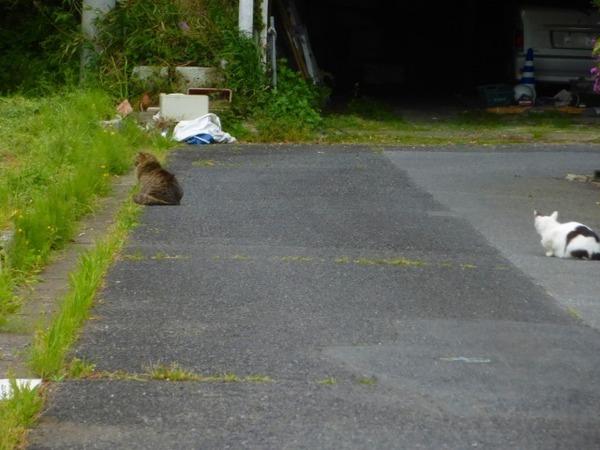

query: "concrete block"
left=175, top=67, right=220, bottom=88
left=132, top=66, right=221, bottom=92
left=132, top=66, right=169, bottom=81
left=159, top=94, right=209, bottom=121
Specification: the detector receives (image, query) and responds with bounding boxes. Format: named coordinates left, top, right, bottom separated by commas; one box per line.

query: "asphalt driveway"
left=29, top=145, right=600, bottom=449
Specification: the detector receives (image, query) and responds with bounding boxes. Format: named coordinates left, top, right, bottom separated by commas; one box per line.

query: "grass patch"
left=192, top=159, right=217, bottom=168
left=443, top=109, right=573, bottom=129
left=243, top=374, right=273, bottom=383
left=316, top=377, right=337, bottom=385
left=64, top=358, right=97, bottom=380
left=121, top=250, right=145, bottom=261
left=0, top=90, right=163, bottom=447
left=3, top=198, right=141, bottom=450
left=226, top=253, right=481, bottom=271
left=566, top=306, right=582, bottom=320
left=354, top=257, right=426, bottom=267
left=356, top=376, right=377, bottom=385
left=317, top=109, right=593, bottom=146
left=146, top=363, right=272, bottom=383
left=65, top=362, right=274, bottom=384
left=0, top=89, right=169, bottom=324
left=0, top=380, right=43, bottom=450
left=335, top=256, right=426, bottom=267
left=238, top=98, right=597, bottom=145
left=275, top=256, right=316, bottom=263
left=146, top=362, right=203, bottom=382
left=28, top=200, right=142, bottom=379
left=121, top=250, right=189, bottom=262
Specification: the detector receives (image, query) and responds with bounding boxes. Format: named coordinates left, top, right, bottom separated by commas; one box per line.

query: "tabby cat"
left=134, top=152, right=183, bottom=205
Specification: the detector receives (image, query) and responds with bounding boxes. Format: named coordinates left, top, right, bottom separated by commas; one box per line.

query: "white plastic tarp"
left=172, top=113, right=236, bottom=144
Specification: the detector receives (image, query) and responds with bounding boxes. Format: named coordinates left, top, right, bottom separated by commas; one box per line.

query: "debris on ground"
left=553, top=89, right=572, bottom=107
left=116, top=99, right=133, bottom=117
left=565, top=173, right=600, bottom=187
left=566, top=173, right=591, bottom=183
left=172, top=113, right=236, bottom=145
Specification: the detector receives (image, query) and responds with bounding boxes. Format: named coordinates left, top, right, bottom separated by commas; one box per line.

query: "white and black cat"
left=534, top=210, right=600, bottom=260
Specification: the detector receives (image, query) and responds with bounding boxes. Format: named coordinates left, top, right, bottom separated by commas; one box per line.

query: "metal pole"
left=268, top=16, right=277, bottom=89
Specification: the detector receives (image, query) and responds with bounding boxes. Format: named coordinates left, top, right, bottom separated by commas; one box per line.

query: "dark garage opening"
left=284, top=0, right=596, bottom=104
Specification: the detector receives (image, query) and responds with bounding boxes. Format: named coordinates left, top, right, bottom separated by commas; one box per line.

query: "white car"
left=514, top=6, right=600, bottom=84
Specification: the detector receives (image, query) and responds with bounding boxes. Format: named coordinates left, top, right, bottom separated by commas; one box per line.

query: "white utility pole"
left=238, top=0, right=254, bottom=36
left=259, top=0, right=269, bottom=62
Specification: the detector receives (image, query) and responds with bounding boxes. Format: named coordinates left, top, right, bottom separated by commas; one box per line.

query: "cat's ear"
left=551, top=211, right=558, bottom=220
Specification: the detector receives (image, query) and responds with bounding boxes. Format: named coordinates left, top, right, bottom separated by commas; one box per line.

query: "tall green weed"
left=0, top=90, right=163, bottom=323
left=29, top=200, right=140, bottom=378
left=0, top=380, right=43, bottom=450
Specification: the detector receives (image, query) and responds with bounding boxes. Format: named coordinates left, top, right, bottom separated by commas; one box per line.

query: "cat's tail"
left=569, top=250, right=600, bottom=260
left=134, top=193, right=176, bottom=205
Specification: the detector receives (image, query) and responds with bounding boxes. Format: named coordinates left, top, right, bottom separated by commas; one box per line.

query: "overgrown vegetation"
left=0, top=198, right=140, bottom=447
left=0, top=380, right=43, bottom=450
left=0, top=0, right=323, bottom=140
left=0, top=1, right=80, bottom=95
left=90, top=0, right=323, bottom=135
left=90, top=0, right=236, bottom=100
left=319, top=101, right=599, bottom=146
left=0, top=90, right=167, bottom=324
left=29, top=200, right=141, bottom=378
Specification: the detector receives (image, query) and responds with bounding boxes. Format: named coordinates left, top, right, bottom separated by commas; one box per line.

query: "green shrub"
left=253, top=64, right=323, bottom=140
left=0, top=0, right=80, bottom=95
left=220, top=30, right=269, bottom=116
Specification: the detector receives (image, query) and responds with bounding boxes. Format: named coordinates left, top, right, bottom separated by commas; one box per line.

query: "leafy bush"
left=253, top=64, right=323, bottom=140
left=0, top=0, right=80, bottom=95
left=220, top=30, right=269, bottom=116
